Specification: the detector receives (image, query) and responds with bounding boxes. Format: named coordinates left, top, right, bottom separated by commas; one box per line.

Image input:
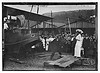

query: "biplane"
left=2, top=5, right=52, bottom=59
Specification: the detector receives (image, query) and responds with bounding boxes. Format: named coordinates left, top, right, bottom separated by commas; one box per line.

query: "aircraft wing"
left=3, top=6, right=52, bottom=22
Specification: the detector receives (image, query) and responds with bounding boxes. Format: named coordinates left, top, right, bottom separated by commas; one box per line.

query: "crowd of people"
left=38, top=29, right=97, bottom=59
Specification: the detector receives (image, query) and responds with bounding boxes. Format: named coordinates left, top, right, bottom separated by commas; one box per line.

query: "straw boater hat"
left=76, top=29, right=83, bottom=33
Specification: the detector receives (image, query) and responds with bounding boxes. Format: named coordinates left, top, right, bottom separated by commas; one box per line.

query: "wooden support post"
left=68, top=18, right=71, bottom=34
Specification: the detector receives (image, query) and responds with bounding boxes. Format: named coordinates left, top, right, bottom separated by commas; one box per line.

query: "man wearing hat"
left=74, top=29, right=84, bottom=58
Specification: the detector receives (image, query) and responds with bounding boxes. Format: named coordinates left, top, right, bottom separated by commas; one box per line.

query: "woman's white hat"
left=76, top=29, right=83, bottom=33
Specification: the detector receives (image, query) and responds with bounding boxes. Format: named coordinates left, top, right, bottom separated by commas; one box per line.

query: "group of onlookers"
left=39, top=29, right=97, bottom=59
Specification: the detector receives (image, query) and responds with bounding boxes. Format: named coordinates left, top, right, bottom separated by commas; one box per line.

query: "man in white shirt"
left=39, top=36, right=46, bottom=49
left=39, top=35, right=55, bottom=51
left=4, top=22, right=8, bottom=30
left=46, top=36, right=55, bottom=51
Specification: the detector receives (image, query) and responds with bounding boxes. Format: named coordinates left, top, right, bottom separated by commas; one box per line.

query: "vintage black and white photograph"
left=2, top=2, right=98, bottom=71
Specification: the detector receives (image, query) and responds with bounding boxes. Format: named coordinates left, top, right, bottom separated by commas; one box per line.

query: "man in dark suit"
left=82, top=35, right=90, bottom=58
left=48, top=36, right=62, bottom=60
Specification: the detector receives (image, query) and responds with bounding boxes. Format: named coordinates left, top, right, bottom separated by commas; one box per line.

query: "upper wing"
left=3, top=6, right=52, bottom=22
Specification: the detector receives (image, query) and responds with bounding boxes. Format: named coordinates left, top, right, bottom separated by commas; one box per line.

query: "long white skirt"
left=74, top=41, right=82, bottom=57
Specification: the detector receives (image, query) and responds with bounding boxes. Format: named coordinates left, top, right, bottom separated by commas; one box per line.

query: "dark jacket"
left=48, top=39, right=61, bottom=52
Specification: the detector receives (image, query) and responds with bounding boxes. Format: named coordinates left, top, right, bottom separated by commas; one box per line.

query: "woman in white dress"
left=74, top=29, right=84, bottom=58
